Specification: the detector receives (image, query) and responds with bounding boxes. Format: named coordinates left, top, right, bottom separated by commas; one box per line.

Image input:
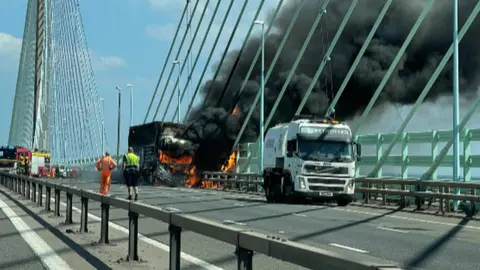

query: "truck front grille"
left=309, top=186, right=344, bottom=192
left=304, top=165, right=348, bottom=175
left=307, top=178, right=346, bottom=185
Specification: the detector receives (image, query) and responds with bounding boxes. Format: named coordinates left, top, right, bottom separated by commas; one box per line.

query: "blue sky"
left=0, top=0, right=279, bottom=153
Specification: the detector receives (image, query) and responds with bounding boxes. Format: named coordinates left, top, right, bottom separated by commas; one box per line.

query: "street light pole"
left=173, top=60, right=181, bottom=123
left=254, top=20, right=265, bottom=174
left=100, top=98, right=105, bottom=154
left=452, top=0, right=461, bottom=209
left=127, top=84, right=134, bottom=127
left=115, top=87, right=122, bottom=165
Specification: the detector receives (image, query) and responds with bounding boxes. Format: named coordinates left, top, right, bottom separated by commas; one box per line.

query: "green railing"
left=237, top=128, right=480, bottom=182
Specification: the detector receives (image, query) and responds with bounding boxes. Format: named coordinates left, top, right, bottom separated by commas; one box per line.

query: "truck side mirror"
left=286, top=140, right=296, bottom=157
left=286, top=151, right=293, bottom=158
left=355, top=143, right=362, bottom=161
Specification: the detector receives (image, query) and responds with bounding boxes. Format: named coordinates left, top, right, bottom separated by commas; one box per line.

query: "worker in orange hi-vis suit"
left=95, top=152, right=117, bottom=195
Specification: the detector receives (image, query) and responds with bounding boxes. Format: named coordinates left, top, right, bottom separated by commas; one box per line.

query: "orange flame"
left=221, top=150, right=237, bottom=172
left=232, top=105, right=239, bottom=115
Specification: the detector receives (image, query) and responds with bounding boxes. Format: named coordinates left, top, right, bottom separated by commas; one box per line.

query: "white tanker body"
left=262, top=116, right=362, bottom=206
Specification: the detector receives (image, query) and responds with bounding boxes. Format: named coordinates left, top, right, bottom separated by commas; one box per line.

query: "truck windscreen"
left=0, top=149, right=16, bottom=167
left=297, top=140, right=353, bottom=162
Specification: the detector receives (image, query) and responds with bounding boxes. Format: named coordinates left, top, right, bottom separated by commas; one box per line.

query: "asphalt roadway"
left=48, top=178, right=480, bottom=270
left=0, top=203, right=45, bottom=269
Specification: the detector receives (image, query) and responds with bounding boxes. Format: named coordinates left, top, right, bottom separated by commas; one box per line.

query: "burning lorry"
left=128, top=121, right=198, bottom=187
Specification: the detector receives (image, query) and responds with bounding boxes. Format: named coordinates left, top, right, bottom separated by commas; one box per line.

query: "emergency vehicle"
left=31, top=151, right=51, bottom=177
left=262, top=116, right=361, bottom=206
left=0, top=146, right=31, bottom=172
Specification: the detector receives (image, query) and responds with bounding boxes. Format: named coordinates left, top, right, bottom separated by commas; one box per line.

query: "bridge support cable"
left=9, top=0, right=38, bottom=148
left=72, top=0, right=104, bottom=158
left=293, top=0, right=357, bottom=117
left=212, top=0, right=266, bottom=109
left=232, top=0, right=331, bottom=167
left=229, top=0, right=307, bottom=154
left=172, top=0, right=264, bottom=121
left=221, top=0, right=285, bottom=118
left=351, top=0, right=434, bottom=135
left=369, top=2, right=480, bottom=178
left=144, top=1, right=190, bottom=123
left=325, top=0, right=392, bottom=118
left=196, top=0, right=257, bottom=111
left=151, top=0, right=201, bottom=121
left=158, top=0, right=213, bottom=121
left=32, top=0, right=46, bottom=149
left=180, top=0, right=238, bottom=121
left=164, top=0, right=223, bottom=122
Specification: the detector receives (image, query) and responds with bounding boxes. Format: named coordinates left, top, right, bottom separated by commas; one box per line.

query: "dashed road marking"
left=234, top=203, right=244, bottom=207
left=39, top=194, right=223, bottom=270
left=333, top=208, right=480, bottom=230
left=377, top=226, right=409, bottom=234
left=329, top=243, right=369, bottom=253
left=223, top=220, right=246, bottom=226
left=292, top=213, right=308, bottom=217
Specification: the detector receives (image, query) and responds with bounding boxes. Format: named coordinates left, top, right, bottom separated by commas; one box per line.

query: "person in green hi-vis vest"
left=122, top=147, right=140, bottom=201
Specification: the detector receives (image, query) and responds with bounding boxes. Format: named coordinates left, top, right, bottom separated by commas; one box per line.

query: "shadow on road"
left=404, top=218, right=470, bottom=269
left=0, top=189, right=112, bottom=270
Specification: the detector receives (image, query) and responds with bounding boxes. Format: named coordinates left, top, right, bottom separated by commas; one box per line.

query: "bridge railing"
left=0, top=172, right=402, bottom=270
left=202, top=172, right=480, bottom=216
left=236, top=128, right=480, bottom=180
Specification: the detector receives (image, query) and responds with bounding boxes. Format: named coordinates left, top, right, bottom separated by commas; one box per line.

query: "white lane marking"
left=223, top=220, right=246, bottom=226
left=292, top=213, right=307, bottom=217
left=377, top=226, right=409, bottom=234
left=38, top=194, right=223, bottom=270
left=234, top=203, right=244, bottom=207
left=163, top=207, right=181, bottom=212
left=0, top=197, right=72, bottom=269
left=333, top=208, right=480, bottom=231
left=329, top=243, right=369, bottom=253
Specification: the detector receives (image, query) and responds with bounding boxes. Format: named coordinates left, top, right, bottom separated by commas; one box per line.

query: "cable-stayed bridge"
left=2, top=0, right=480, bottom=269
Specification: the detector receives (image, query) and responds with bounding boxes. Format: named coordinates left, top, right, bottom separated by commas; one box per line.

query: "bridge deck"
left=49, top=178, right=480, bottom=270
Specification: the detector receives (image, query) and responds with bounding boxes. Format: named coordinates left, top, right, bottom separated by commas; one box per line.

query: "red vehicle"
left=0, top=146, right=32, bottom=171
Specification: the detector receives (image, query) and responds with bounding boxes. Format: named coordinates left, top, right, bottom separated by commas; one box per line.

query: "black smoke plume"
left=182, top=0, right=480, bottom=171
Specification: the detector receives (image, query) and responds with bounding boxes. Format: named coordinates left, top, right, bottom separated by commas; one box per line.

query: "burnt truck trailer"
left=128, top=121, right=198, bottom=186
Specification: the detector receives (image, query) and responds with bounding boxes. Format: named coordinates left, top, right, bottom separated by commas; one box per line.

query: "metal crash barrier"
left=0, top=172, right=402, bottom=270
left=202, top=171, right=480, bottom=216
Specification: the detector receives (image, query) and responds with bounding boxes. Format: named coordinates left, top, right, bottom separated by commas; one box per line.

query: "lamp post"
left=100, top=98, right=105, bottom=155
left=173, top=60, right=181, bottom=123
left=126, top=84, right=134, bottom=127
left=452, top=0, right=460, bottom=209
left=115, top=86, right=122, bottom=165
left=254, top=20, right=265, bottom=174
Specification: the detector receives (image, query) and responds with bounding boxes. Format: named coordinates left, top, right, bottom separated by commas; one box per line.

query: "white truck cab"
left=262, top=116, right=361, bottom=206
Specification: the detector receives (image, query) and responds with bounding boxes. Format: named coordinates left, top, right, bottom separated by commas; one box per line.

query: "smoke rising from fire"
left=182, top=0, right=480, bottom=171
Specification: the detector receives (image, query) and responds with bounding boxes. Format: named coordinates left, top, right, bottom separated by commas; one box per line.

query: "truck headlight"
left=348, top=179, right=354, bottom=187
left=298, top=176, right=306, bottom=190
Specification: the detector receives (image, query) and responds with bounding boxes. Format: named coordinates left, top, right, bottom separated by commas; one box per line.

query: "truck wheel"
left=265, top=187, right=275, bottom=203
left=337, top=197, right=350, bottom=207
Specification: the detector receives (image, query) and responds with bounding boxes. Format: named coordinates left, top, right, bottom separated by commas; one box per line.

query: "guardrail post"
left=80, top=197, right=89, bottom=233
left=54, top=189, right=61, bottom=216
left=99, top=203, right=109, bottom=244
left=470, top=187, right=476, bottom=216
left=32, top=183, right=37, bottom=203
left=237, top=247, right=253, bottom=270
left=45, top=186, right=51, bottom=211
left=439, top=187, right=445, bottom=214
left=38, top=184, right=43, bottom=206
left=26, top=180, right=31, bottom=200
left=445, top=187, right=451, bottom=212
left=169, top=224, right=181, bottom=270
left=22, top=179, right=26, bottom=197
left=65, top=193, right=73, bottom=224
left=127, top=211, right=139, bottom=261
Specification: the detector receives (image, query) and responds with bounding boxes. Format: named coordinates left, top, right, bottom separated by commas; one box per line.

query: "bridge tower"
left=8, top=0, right=105, bottom=164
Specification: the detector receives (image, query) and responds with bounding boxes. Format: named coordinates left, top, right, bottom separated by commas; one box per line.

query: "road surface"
left=49, top=178, right=480, bottom=270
